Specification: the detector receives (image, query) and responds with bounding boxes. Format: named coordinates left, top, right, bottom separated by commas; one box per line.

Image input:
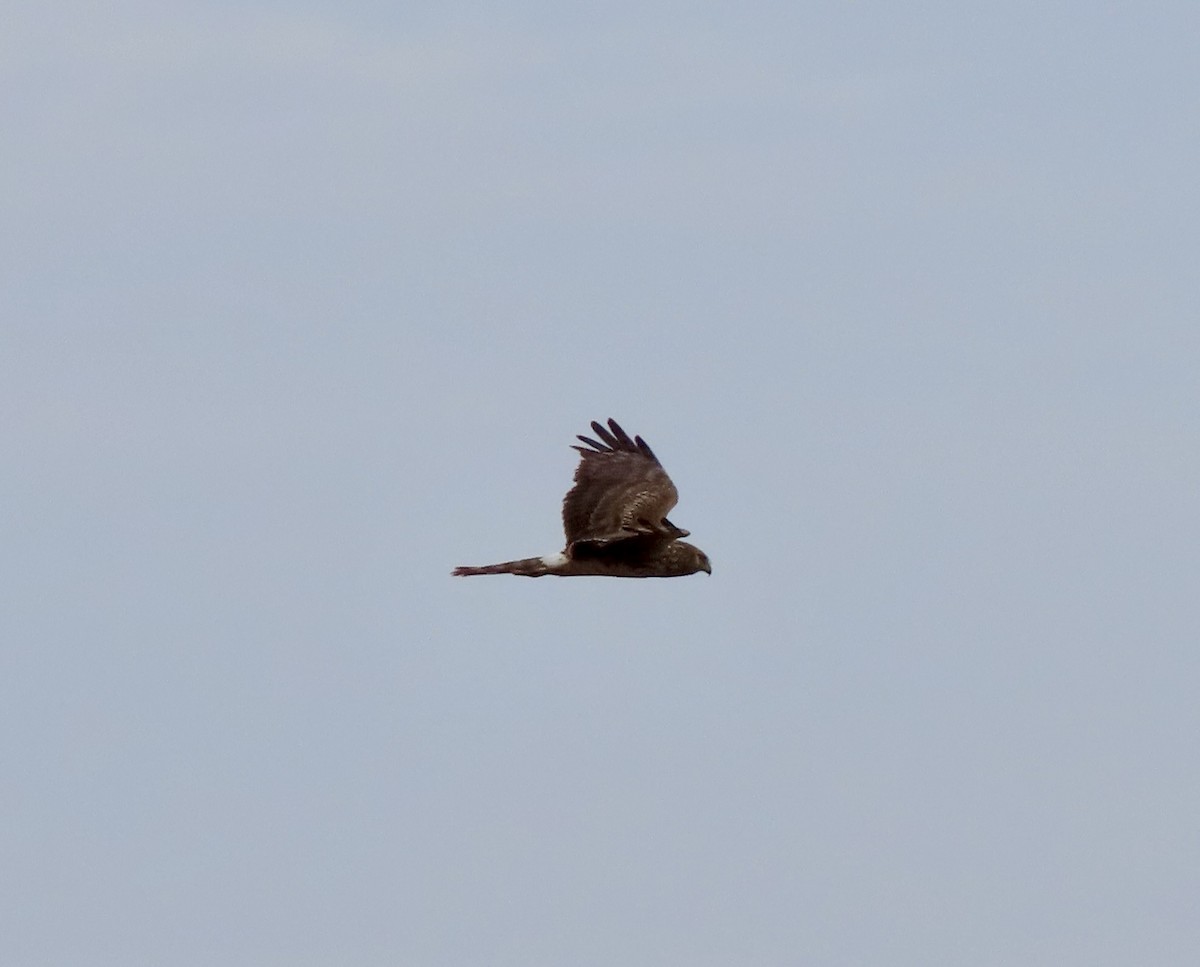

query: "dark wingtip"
left=576, top=418, right=658, bottom=459
left=591, top=420, right=619, bottom=449
left=606, top=420, right=636, bottom=450
left=633, top=434, right=658, bottom=462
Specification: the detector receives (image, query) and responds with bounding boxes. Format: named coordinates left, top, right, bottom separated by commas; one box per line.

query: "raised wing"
left=562, top=419, right=688, bottom=547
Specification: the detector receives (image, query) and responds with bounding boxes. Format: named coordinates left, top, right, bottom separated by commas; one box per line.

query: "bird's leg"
left=660, top=517, right=690, bottom=538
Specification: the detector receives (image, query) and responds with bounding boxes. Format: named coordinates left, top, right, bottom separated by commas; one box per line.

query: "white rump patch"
left=540, top=552, right=568, bottom=568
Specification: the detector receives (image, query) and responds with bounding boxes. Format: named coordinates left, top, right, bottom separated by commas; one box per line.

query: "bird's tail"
left=452, top=556, right=550, bottom=577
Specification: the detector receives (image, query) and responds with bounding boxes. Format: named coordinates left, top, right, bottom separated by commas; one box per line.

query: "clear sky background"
left=3, top=2, right=1198, bottom=964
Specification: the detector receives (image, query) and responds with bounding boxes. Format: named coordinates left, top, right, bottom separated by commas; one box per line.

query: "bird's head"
left=672, top=541, right=711, bottom=576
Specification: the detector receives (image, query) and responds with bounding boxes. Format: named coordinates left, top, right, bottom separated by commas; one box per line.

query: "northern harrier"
left=453, top=419, right=711, bottom=578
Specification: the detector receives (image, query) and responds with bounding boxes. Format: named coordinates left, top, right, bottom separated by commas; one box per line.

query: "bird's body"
left=453, top=419, right=710, bottom=578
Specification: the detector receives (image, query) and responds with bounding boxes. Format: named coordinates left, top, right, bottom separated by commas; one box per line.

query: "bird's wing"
left=562, top=419, right=684, bottom=548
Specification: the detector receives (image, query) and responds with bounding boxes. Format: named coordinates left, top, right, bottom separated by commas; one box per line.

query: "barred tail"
left=452, top=556, right=550, bottom=577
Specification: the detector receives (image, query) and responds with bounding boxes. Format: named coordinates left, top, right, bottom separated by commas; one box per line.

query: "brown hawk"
left=453, top=419, right=711, bottom=578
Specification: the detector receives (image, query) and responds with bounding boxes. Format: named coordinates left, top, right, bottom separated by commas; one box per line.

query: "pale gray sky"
left=3, top=2, right=1198, bottom=964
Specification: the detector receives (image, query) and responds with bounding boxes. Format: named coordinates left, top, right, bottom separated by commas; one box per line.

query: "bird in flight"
left=453, top=419, right=711, bottom=578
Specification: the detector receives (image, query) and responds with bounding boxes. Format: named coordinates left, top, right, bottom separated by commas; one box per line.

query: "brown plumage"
left=453, top=419, right=711, bottom=578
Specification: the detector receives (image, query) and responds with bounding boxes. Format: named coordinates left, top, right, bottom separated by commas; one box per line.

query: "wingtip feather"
left=606, top=419, right=636, bottom=449
left=591, top=420, right=619, bottom=449
left=573, top=419, right=658, bottom=461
